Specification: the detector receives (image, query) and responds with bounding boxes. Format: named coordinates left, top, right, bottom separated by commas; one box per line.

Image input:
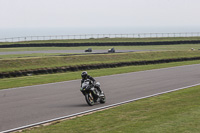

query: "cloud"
left=0, top=0, right=200, bottom=28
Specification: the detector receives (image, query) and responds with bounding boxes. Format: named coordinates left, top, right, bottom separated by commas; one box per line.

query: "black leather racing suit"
left=81, top=75, right=102, bottom=93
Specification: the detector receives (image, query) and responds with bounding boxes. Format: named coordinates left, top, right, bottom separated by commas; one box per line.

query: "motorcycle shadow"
left=67, top=104, right=91, bottom=107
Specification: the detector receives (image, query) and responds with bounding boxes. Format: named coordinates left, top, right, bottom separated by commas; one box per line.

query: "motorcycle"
left=80, top=79, right=106, bottom=106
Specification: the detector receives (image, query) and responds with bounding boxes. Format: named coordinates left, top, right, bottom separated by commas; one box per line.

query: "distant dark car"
left=108, top=48, right=115, bottom=53
left=85, top=48, right=92, bottom=52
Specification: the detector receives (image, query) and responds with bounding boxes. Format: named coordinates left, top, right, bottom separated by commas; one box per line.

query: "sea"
left=0, top=26, right=200, bottom=41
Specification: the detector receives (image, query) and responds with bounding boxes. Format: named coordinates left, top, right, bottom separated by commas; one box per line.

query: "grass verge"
left=21, top=83, right=200, bottom=133
left=1, top=51, right=200, bottom=72
left=0, top=60, right=199, bottom=90
left=0, top=53, right=78, bottom=60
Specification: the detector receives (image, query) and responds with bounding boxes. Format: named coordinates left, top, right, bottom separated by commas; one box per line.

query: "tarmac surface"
left=0, top=64, right=200, bottom=132
left=0, top=50, right=154, bottom=55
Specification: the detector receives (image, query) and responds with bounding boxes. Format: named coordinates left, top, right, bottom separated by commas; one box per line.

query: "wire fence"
left=0, top=32, right=200, bottom=42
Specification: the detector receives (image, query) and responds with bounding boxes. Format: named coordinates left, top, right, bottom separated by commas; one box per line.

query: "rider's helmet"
left=81, top=71, right=88, bottom=79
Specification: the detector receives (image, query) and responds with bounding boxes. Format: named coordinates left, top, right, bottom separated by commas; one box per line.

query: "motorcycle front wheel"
left=85, top=92, right=95, bottom=106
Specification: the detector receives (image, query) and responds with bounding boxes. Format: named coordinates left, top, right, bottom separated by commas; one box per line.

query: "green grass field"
left=21, top=83, right=200, bottom=133
left=0, top=53, right=78, bottom=59
left=1, top=51, right=200, bottom=73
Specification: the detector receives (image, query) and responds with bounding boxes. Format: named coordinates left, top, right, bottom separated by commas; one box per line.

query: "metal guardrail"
left=0, top=32, right=200, bottom=42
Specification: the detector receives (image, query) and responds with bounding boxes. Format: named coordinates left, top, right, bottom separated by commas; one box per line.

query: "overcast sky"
left=0, top=0, right=200, bottom=29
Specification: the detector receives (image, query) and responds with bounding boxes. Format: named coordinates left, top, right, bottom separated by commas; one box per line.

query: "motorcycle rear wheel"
left=100, top=94, right=106, bottom=104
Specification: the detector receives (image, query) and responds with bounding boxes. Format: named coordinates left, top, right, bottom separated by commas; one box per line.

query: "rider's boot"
left=96, top=87, right=104, bottom=97
left=99, top=91, right=104, bottom=97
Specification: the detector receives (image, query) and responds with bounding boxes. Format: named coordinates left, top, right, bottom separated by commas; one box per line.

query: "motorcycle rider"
left=81, top=71, right=103, bottom=96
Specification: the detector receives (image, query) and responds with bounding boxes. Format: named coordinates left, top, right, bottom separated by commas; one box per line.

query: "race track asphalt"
left=0, top=50, right=154, bottom=55
left=0, top=64, right=200, bottom=132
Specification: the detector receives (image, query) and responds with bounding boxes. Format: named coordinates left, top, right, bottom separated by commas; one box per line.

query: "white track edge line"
left=0, top=63, right=200, bottom=92
left=1, top=83, right=200, bottom=133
